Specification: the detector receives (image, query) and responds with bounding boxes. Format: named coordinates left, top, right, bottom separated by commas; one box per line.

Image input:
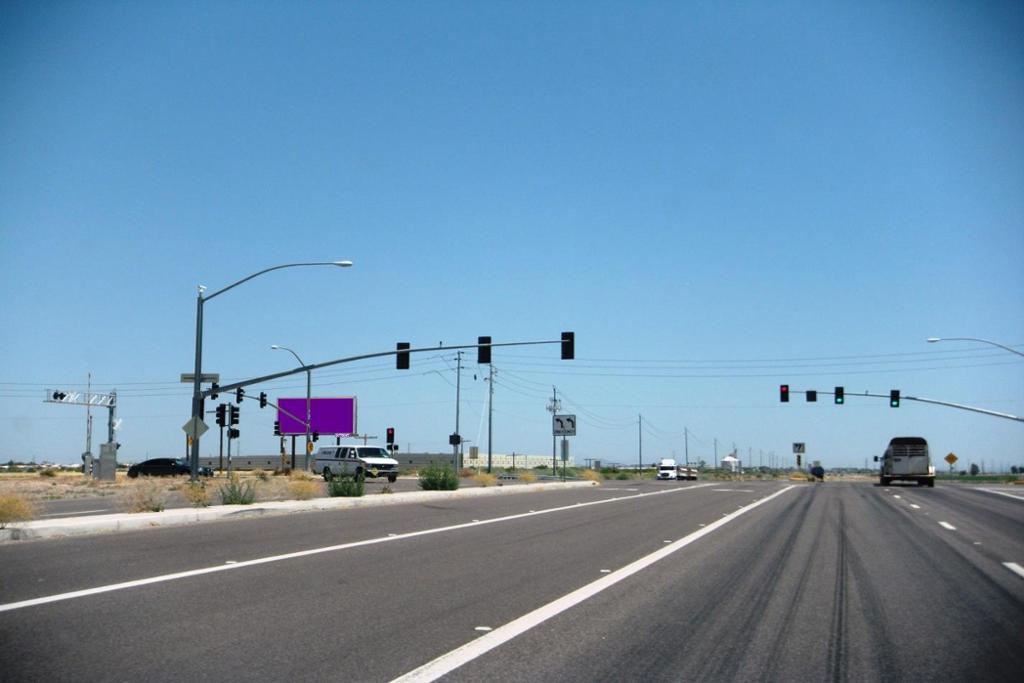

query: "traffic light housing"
left=229, top=404, right=239, bottom=425
left=273, top=420, right=280, bottom=436
left=235, top=387, right=244, bottom=404
left=216, top=404, right=227, bottom=427
left=477, top=336, right=491, bottom=364
left=561, top=332, right=575, bottom=360
left=312, top=431, right=319, bottom=442
left=780, top=385, right=790, bottom=402
left=396, top=342, right=410, bottom=370
left=210, top=383, right=219, bottom=400
left=386, top=427, right=395, bottom=446
left=259, top=392, right=267, bottom=408
left=835, top=386, right=844, bottom=405
left=797, top=454, right=802, bottom=467
left=52, top=390, right=67, bottom=401
left=890, top=390, right=900, bottom=408
left=806, top=390, right=817, bottom=402
left=228, top=428, right=239, bottom=439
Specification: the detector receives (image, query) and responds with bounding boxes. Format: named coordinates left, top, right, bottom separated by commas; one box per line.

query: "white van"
left=875, top=437, right=935, bottom=487
left=313, top=445, right=399, bottom=483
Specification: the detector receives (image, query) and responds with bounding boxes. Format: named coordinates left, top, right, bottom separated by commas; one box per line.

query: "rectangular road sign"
left=793, top=442, right=806, bottom=454
left=277, top=397, right=356, bottom=435
left=553, top=414, right=577, bottom=436
left=180, top=373, right=220, bottom=383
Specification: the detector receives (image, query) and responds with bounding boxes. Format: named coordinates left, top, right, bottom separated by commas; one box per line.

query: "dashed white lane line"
left=939, top=521, right=957, bottom=531
left=1003, top=562, right=1024, bottom=580
left=0, top=483, right=719, bottom=614
left=390, top=486, right=797, bottom=683
left=910, top=504, right=921, bottom=509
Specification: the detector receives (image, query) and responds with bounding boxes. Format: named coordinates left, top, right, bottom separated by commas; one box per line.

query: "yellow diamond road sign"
left=945, top=452, right=958, bottom=465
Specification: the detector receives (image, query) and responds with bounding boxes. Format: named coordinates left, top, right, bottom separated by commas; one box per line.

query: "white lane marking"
left=978, top=489, right=1024, bottom=502
left=38, top=509, right=110, bottom=517
left=599, top=569, right=611, bottom=573
left=939, top=522, right=956, bottom=530
left=1003, top=562, right=1024, bottom=579
left=910, top=504, right=921, bottom=509
left=474, top=627, right=492, bottom=632
left=0, top=483, right=717, bottom=613
left=712, top=489, right=755, bottom=493
left=390, top=486, right=797, bottom=683
left=893, top=495, right=902, bottom=499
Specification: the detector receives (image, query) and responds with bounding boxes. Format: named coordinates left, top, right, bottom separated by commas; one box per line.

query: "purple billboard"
left=277, top=397, right=357, bottom=436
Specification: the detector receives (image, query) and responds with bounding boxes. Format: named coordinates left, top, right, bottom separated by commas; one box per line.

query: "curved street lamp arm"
left=205, top=262, right=348, bottom=302
left=928, top=337, right=1024, bottom=358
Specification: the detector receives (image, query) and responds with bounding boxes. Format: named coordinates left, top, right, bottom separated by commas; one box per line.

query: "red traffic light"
left=780, top=384, right=790, bottom=402
left=386, top=427, right=395, bottom=445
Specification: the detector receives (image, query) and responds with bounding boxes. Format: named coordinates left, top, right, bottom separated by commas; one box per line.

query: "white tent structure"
left=720, top=455, right=741, bottom=472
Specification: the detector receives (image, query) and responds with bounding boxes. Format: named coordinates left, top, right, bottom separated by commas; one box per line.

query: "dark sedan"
left=127, top=458, right=213, bottom=478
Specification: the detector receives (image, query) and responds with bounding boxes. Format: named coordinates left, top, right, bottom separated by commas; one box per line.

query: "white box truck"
left=656, top=458, right=678, bottom=480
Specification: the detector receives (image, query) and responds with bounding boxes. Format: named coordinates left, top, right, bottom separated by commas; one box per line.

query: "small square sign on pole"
left=793, top=442, right=806, bottom=454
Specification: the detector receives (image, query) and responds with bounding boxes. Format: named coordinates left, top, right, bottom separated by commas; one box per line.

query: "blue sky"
left=2, top=1, right=1022, bottom=470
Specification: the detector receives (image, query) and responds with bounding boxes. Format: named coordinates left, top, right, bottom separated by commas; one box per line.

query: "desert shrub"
left=458, top=468, right=473, bottom=478
left=39, top=468, right=57, bottom=478
left=419, top=465, right=459, bottom=491
left=124, top=480, right=167, bottom=512
left=219, top=476, right=257, bottom=505
left=0, top=493, right=36, bottom=528
left=380, top=485, right=394, bottom=494
left=252, top=468, right=271, bottom=481
left=289, top=479, right=320, bottom=500
left=615, top=471, right=632, bottom=480
left=472, top=472, right=498, bottom=487
left=581, top=469, right=603, bottom=483
left=182, top=482, right=211, bottom=507
left=517, top=470, right=537, bottom=484
left=327, top=474, right=364, bottom=497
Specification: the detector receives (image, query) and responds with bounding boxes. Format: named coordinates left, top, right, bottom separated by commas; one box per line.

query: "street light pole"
left=927, top=337, right=1024, bottom=358
left=271, top=345, right=312, bottom=462
left=189, top=260, right=352, bottom=481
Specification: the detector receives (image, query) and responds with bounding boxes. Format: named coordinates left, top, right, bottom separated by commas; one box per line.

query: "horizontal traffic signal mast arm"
left=779, top=388, right=1023, bottom=422
left=200, top=335, right=573, bottom=398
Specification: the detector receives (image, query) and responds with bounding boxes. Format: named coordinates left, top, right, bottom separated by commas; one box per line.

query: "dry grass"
left=472, top=472, right=498, bottom=487
left=0, top=493, right=36, bottom=528
left=580, top=469, right=603, bottom=483
left=122, top=479, right=168, bottom=512
left=517, top=470, right=537, bottom=484
left=180, top=481, right=212, bottom=507
left=289, top=479, right=320, bottom=500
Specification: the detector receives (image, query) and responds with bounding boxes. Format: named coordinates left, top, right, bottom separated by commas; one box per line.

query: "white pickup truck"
left=312, top=445, right=399, bottom=483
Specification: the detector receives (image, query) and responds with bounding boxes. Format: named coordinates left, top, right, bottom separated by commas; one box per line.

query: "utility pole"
left=714, top=438, right=718, bottom=470
left=685, top=427, right=689, bottom=468
left=638, top=414, right=643, bottom=474
left=547, top=387, right=560, bottom=472
left=487, top=364, right=495, bottom=473
left=453, top=351, right=463, bottom=472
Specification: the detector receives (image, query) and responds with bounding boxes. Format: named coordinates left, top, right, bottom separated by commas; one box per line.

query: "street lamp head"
left=333, top=260, right=354, bottom=268
left=197, top=285, right=207, bottom=294
left=926, top=337, right=941, bottom=343
left=270, top=345, right=281, bottom=350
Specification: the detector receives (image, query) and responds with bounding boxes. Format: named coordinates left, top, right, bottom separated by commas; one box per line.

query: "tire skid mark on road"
left=0, top=483, right=719, bottom=613
left=391, top=485, right=797, bottom=683
left=643, top=486, right=814, bottom=683
left=827, top=497, right=849, bottom=683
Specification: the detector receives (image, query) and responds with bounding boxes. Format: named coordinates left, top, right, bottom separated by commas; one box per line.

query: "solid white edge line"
left=978, top=489, right=1024, bottom=502
left=38, top=510, right=111, bottom=517
left=1003, top=562, right=1024, bottom=579
left=390, top=485, right=797, bottom=683
left=939, top=521, right=957, bottom=530
left=0, top=483, right=719, bottom=613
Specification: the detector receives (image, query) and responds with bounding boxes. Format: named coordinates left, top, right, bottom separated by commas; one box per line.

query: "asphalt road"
left=2, top=481, right=1022, bottom=682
